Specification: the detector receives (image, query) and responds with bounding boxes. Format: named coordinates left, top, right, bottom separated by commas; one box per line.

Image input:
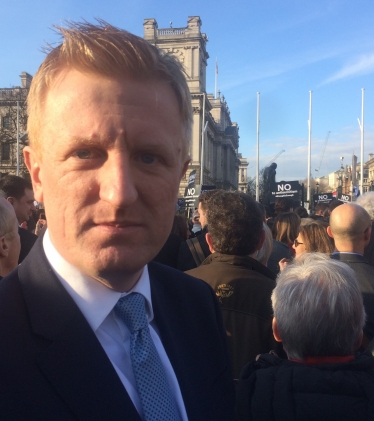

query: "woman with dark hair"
left=271, top=212, right=300, bottom=256
left=171, top=214, right=191, bottom=241
left=293, top=220, right=334, bottom=257
left=279, top=220, right=334, bottom=271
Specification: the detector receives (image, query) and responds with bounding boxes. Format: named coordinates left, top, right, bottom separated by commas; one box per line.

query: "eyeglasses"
left=293, top=239, right=304, bottom=247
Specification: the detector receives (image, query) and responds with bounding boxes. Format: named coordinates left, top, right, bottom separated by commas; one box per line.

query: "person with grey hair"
left=0, top=197, right=20, bottom=279
left=237, top=253, right=374, bottom=421
left=356, top=191, right=374, bottom=265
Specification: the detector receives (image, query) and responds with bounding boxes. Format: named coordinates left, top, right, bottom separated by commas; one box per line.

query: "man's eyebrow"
left=70, top=136, right=111, bottom=146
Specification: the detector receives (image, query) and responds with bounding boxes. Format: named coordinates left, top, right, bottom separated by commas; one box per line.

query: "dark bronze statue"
left=263, top=162, right=277, bottom=194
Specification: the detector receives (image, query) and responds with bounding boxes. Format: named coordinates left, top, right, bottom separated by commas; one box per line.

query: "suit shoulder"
left=0, top=266, right=21, bottom=295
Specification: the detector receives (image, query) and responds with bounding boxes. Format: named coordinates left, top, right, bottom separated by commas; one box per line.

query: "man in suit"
left=0, top=21, right=235, bottom=420
left=328, top=203, right=374, bottom=346
left=0, top=174, right=37, bottom=262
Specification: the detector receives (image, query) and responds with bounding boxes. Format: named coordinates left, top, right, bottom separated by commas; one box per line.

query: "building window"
left=363, top=186, right=368, bottom=193
left=2, top=115, right=11, bottom=129
left=1, top=143, right=10, bottom=160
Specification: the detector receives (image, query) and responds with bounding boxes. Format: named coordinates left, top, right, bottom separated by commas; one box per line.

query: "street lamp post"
left=316, top=182, right=319, bottom=195
left=338, top=157, right=344, bottom=196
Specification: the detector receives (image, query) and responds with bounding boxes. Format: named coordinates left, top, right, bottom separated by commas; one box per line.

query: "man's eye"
left=75, top=150, right=92, bottom=159
left=141, top=154, right=156, bottom=164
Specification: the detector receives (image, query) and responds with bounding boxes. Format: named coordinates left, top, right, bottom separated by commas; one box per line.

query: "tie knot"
left=115, top=293, right=148, bottom=333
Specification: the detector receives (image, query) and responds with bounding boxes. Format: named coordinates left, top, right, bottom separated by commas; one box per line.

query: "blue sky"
left=2, top=0, right=374, bottom=181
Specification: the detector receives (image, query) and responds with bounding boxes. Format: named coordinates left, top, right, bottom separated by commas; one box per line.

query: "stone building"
left=317, top=155, right=372, bottom=196
left=237, top=153, right=249, bottom=193
left=144, top=16, right=240, bottom=196
left=0, top=72, right=32, bottom=178
left=2, top=19, right=242, bottom=193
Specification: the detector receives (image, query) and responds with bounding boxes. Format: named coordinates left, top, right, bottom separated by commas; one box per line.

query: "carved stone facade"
left=0, top=72, right=32, bottom=178
left=237, top=154, right=249, bottom=193
left=144, top=16, right=240, bottom=196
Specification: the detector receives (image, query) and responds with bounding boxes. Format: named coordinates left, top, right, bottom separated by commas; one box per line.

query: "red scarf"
left=289, top=355, right=354, bottom=365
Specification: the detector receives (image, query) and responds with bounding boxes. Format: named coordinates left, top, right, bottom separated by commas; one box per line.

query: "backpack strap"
left=186, top=237, right=206, bottom=266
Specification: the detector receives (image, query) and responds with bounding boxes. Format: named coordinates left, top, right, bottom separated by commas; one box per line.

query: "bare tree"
left=247, top=168, right=266, bottom=200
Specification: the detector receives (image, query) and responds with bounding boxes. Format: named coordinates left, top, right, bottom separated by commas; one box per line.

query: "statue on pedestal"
left=263, top=162, right=277, bottom=196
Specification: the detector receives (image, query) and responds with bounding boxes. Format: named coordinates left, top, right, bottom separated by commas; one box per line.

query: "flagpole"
left=17, top=101, right=20, bottom=176
left=215, top=58, right=218, bottom=99
left=307, top=91, right=312, bottom=208
left=359, top=88, right=365, bottom=194
left=256, top=92, right=260, bottom=201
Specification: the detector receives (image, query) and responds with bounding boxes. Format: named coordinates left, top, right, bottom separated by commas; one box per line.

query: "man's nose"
left=99, top=154, right=138, bottom=209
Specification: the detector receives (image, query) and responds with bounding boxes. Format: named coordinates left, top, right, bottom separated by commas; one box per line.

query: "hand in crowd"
left=35, top=218, right=47, bottom=236
left=279, top=258, right=291, bottom=271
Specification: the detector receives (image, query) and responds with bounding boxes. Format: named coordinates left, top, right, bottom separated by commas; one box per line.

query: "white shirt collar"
left=42, top=229, right=154, bottom=332
left=331, top=251, right=363, bottom=257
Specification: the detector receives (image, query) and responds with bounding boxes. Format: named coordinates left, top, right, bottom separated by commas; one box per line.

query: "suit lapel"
left=149, top=271, right=200, bottom=419
left=18, top=240, right=141, bottom=421
left=149, top=263, right=228, bottom=420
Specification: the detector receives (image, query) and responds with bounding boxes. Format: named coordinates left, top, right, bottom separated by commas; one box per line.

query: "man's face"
left=24, top=70, right=189, bottom=290
left=198, top=203, right=207, bottom=229
left=10, top=188, right=35, bottom=224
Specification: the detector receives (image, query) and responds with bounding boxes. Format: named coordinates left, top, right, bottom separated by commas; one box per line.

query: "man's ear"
left=327, top=225, right=334, bottom=238
left=0, top=236, right=9, bottom=258
left=272, top=318, right=282, bottom=343
left=256, top=228, right=265, bottom=251
left=205, top=232, right=215, bottom=254
left=180, top=156, right=191, bottom=180
left=23, top=146, right=44, bottom=202
left=364, top=226, right=372, bottom=244
left=6, top=197, right=15, bottom=206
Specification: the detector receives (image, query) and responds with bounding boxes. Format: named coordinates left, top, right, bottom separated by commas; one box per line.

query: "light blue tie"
left=115, top=293, right=182, bottom=421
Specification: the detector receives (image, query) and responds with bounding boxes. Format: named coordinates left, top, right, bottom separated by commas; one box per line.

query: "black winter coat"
left=237, top=352, right=374, bottom=421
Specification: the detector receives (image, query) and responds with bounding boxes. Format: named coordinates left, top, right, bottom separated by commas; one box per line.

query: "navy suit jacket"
left=0, top=239, right=235, bottom=420
left=18, top=226, right=38, bottom=263
left=331, top=252, right=374, bottom=340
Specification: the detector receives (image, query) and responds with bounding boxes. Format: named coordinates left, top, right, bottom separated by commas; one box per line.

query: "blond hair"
left=27, top=20, right=192, bottom=156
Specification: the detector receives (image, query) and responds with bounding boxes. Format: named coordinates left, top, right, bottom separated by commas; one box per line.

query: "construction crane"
left=250, top=149, right=285, bottom=182
left=263, top=149, right=285, bottom=169
left=315, top=131, right=330, bottom=176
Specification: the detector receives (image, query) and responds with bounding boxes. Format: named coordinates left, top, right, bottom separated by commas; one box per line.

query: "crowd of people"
left=1, top=20, right=374, bottom=421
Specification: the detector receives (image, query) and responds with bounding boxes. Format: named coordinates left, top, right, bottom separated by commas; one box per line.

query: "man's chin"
left=74, top=249, right=155, bottom=290
left=93, top=267, right=145, bottom=292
